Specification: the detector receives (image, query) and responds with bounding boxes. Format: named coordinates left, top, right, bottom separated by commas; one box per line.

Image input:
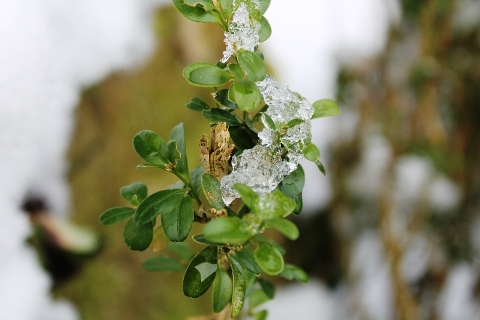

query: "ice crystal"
left=258, top=127, right=277, bottom=146
left=221, top=145, right=295, bottom=205
left=221, top=2, right=260, bottom=63
left=256, top=75, right=314, bottom=124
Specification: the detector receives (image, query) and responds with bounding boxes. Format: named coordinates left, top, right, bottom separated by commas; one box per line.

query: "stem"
left=175, top=172, right=202, bottom=206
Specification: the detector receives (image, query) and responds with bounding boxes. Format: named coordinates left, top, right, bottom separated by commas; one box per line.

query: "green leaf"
left=204, top=217, right=254, bottom=244
left=184, top=62, right=233, bottom=87
left=253, top=190, right=296, bottom=220
left=228, top=126, right=258, bottom=151
left=169, top=123, right=190, bottom=182
left=258, top=0, right=271, bottom=15
left=186, top=97, right=211, bottom=111
left=184, top=0, right=215, bottom=11
left=134, top=189, right=186, bottom=226
left=250, top=289, right=270, bottom=309
left=132, top=130, right=166, bottom=166
left=228, top=63, right=244, bottom=79
left=214, top=89, right=238, bottom=109
left=311, top=99, right=340, bottom=119
left=303, top=142, right=321, bottom=162
left=227, top=254, right=247, bottom=318
left=258, top=278, right=275, bottom=299
left=202, top=173, right=226, bottom=210
left=264, top=218, right=299, bottom=240
left=258, top=17, right=272, bottom=42
left=279, top=264, right=309, bottom=283
left=229, top=78, right=262, bottom=112
left=279, top=165, right=305, bottom=215
left=120, top=182, right=148, bottom=206
left=260, top=112, right=276, bottom=129
left=161, top=194, right=194, bottom=242
left=212, top=265, right=232, bottom=313
left=99, top=207, right=134, bottom=226
left=286, top=118, right=304, bottom=128
left=201, top=108, right=242, bottom=126
left=168, top=242, right=192, bottom=261
left=253, top=310, right=268, bottom=320
left=219, top=0, right=234, bottom=20
left=233, top=184, right=258, bottom=208
left=316, top=160, right=326, bottom=176
left=172, top=0, right=217, bottom=23
left=236, top=249, right=262, bottom=275
left=123, top=219, right=153, bottom=251
left=142, top=256, right=185, bottom=272
left=254, top=242, right=284, bottom=275
left=183, top=246, right=218, bottom=298
left=190, top=166, right=204, bottom=197
left=237, top=50, right=266, bottom=82
left=192, top=234, right=225, bottom=246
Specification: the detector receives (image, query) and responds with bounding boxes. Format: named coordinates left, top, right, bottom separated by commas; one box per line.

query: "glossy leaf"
left=203, top=217, right=254, bottom=244
left=202, top=173, right=225, bottom=210
left=316, top=160, right=326, bottom=176
left=253, top=190, right=296, bottom=220
left=142, top=256, right=185, bottom=272
left=186, top=97, right=211, bottom=111
left=227, top=254, right=247, bottom=318
left=120, top=182, right=148, bottom=206
left=236, top=249, right=262, bottom=275
left=134, top=189, right=186, bottom=226
left=190, top=166, right=204, bottom=197
left=123, top=219, right=153, bottom=251
left=254, top=242, right=284, bottom=275
left=229, top=63, right=244, bottom=79
left=168, top=242, right=192, bottom=261
left=192, top=234, right=225, bottom=246
left=201, top=108, right=242, bottom=126
left=132, top=130, right=166, bottom=165
left=183, top=246, right=218, bottom=298
left=303, top=142, right=321, bottom=162
left=237, top=50, right=266, bottom=82
left=161, top=194, right=194, bottom=242
left=253, top=310, right=268, bottom=320
left=279, top=165, right=305, bottom=215
left=99, top=207, right=134, bottom=226
left=229, top=78, right=262, bottom=112
left=258, top=278, right=275, bottom=299
left=169, top=123, right=190, bottom=182
left=233, top=184, right=258, bottom=208
left=229, top=126, right=258, bottom=150
left=279, top=264, right=309, bottom=283
left=172, top=0, right=217, bottom=23
left=264, top=218, right=299, bottom=240
left=250, top=289, right=270, bottom=309
left=212, top=265, right=232, bottom=313
left=184, top=0, right=215, bottom=11
left=184, top=63, right=233, bottom=87
left=214, top=88, right=238, bottom=109
left=311, top=99, right=340, bottom=119
left=258, top=17, right=271, bottom=42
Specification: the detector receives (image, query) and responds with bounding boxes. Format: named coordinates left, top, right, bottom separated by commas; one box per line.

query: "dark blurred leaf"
left=212, top=265, right=232, bottom=313
left=142, top=256, right=185, bottom=272
left=202, top=108, right=242, bottom=126
left=227, top=254, right=247, bottom=318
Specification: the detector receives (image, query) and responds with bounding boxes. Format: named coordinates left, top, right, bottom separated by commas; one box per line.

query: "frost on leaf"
left=221, top=2, right=261, bottom=63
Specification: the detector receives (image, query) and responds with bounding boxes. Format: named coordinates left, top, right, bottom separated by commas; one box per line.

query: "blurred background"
left=1, top=0, right=479, bottom=319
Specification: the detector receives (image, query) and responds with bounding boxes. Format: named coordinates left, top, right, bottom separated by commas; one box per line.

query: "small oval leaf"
left=134, top=189, right=186, bottom=226
left=258, top=16, right=272, bottom=42
left=311, top=99, right=340, bottom=119
left=184, top=63, right=233, bottom=87
left=120, top=182, right=148, bottom=205
left=212, top=265, right=232, bottom=313
left=132, top=130, right=166, bottom=166
left=237, top=50, right=266, bottom=82
left=186, top=97, right=211, bottom=111
left=227, top=254, right=247, bottom=318
left=236, top=249, right=262, bottom=275
left=204, top=217, right=254, bottom=244
left=229, top=78, right=262, bottom=112
left=279, top=264, right=309, bottom=283
left=123, top=219, right=153, bottom=251
left=183, top=246, right=218, bottom=298
left=264, top=218, right=299, bottom=240
left=302, top=142, right=321, bottom=162
left=172, top=0, right=217, bottom=23
left=202, top=173, right=226, bottom=210
left=254, top=242, right=284, bottom=275
left=99, top=207, right=134, bottom=225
